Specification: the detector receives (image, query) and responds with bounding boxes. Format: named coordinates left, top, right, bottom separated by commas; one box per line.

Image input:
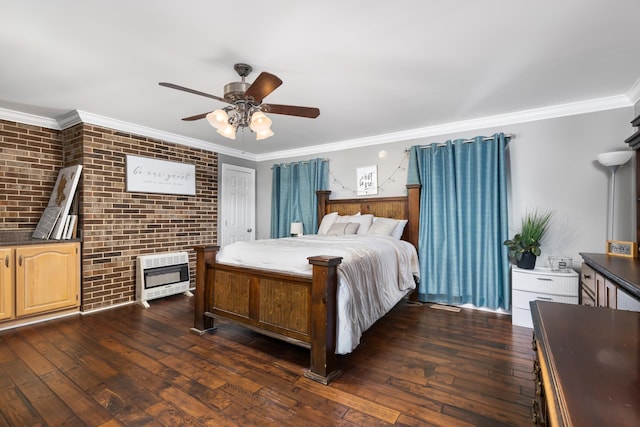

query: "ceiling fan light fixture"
left=206, top=109, right=229, bottom=129
left=216, top=124, right=236, bottom=140
left=255, top=128, right=274, bottom=141
left=249, top=111, right=272, bottom=133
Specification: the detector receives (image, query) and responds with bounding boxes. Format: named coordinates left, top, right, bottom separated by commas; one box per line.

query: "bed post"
left=406, top=184, right=421, bottom=250
left=305, top=255, right=343, bottom=384
left=316, top=190, right=331, bottom=223
left=191, top=245, right=218, bottom=335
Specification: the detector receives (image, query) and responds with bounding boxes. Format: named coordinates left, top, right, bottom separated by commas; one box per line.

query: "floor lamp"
left=597, top=151, right=633, bottom=241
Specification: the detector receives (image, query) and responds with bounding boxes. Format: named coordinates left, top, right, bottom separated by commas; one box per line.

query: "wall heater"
left=136, top=251, right=192, bottom=308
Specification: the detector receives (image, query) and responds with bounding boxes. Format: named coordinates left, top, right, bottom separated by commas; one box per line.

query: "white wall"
left=255, top=107, right=636, bottom=270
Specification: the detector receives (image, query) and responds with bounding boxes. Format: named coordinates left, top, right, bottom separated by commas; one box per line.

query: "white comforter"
left=216, top=234, right=419, bottom=354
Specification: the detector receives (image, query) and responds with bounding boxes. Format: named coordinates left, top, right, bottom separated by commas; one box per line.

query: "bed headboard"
left=316, top=185, right=421, bottom=248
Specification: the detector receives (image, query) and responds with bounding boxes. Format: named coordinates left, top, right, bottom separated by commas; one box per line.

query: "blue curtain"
left=407, top=133, right=510, bottom=310
left=271, top=158, right=329, bottom=238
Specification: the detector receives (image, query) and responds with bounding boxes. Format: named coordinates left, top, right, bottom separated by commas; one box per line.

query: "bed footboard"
left=192, top=245, right=343, bottom=384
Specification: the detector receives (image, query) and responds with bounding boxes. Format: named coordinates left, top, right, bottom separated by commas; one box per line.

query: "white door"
left=220, top=164, right=255, bottom=246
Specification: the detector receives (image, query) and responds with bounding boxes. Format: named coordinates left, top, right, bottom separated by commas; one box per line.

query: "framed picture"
left=605, top=240, right=638, bottom=258
left=356, top=165, right=378, bottom=196
left=126, top=155, right=196, bottom=196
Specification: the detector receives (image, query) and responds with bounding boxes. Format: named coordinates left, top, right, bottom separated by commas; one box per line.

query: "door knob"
left=247, top=228, right=252, bottom=232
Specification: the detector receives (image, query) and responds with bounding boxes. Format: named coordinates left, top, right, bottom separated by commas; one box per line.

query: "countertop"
left=531, top=300, right=639, bottom=426
left=580, top=252, right=640, bottom=300
left=0, top=230, right=81, bottom=247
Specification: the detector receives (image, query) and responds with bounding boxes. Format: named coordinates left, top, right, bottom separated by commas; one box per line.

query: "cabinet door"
left=15, top=243, right=80, bottom=317
left=0, top=248, right=14, bottom=321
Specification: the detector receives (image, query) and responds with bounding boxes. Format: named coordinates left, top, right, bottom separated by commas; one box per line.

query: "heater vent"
left=136, top=252, right=191, bottom=308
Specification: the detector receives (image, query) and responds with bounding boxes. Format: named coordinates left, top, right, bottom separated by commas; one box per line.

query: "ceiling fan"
left=159, top=63, right=320, bottom=141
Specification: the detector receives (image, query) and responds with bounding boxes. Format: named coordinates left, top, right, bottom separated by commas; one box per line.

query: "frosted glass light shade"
left=597, top=151, right=632, bottom=167
left=216, top=124, right=236, bottom=140
left=206, top=109, right=228, bottom=129
left=249, top=111, right=272, bottom=132
left=290, top=222, right=303, bottom=236
left=256, top=128, right=274, bottom=140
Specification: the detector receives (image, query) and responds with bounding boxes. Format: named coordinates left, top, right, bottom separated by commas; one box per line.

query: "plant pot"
left=517, top=252, right=537, bottom=269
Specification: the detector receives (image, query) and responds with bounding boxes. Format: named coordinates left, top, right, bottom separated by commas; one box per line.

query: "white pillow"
left=336, top=213, right=373, bottom=234
left=369, top=217, right=408, bottom=239
left=317, top=212, right=338, bottom=235
left=368, top=217, right=400, bottom=236
left=390, top=219, right=408, bottom=240
left=326, top=222, right=360, bottom=236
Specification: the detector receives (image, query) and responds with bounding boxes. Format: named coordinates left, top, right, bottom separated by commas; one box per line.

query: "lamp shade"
left=216, top=124, right=236, bottom=140
left=290, top=222, right=303, bottom=236
left=597, top=151, right=633, bottom=167
left=256, top=128, right=274, bottom=140
left=206, top=109, right=229, bottom=129
left=249, top=111, right=272, bottom=133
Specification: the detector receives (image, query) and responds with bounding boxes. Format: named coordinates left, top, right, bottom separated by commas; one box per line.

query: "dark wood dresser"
left=530, top=300, right=639, bottom=426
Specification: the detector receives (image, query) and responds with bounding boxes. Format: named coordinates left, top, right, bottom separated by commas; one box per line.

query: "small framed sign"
left=606, top=240, right=638, bottom=258
left=356, top=165, right=378, bottom=196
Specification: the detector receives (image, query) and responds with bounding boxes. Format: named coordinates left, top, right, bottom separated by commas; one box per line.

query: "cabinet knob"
left=4, top=255, right=8, bottom=268
left=18, top=255, right=22, bottom=266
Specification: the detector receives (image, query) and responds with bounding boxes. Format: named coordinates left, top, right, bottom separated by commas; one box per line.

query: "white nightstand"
left=511, top=265, right=579, bottom=328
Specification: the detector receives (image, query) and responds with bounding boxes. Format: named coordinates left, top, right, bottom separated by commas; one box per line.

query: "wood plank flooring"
left=0, top=296, right=536, bottom=426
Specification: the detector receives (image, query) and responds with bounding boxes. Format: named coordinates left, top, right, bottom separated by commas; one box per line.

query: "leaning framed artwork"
left=126, top=155, right=196, bottom=196
left=356, top=165, right=378, bottom=196
left=605, top=240, right=637, bottom=258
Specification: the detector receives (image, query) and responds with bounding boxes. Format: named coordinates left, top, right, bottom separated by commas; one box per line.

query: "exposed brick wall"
left=1, top=119, right=218, bottom=311
left=0, top=120, right=64, bottom=229
left=79, top=124, right=217, bottom=310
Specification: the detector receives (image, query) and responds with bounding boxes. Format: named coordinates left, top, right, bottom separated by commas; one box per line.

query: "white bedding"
left=216, top=234, right=419, bottom=354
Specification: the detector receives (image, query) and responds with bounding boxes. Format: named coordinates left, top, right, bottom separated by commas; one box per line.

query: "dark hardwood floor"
left=0, top=295, right=536, bottom=426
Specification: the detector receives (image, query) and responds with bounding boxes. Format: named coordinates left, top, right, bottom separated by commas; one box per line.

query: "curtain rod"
left=271, top=158, right=329, bottom=169
left=410, top=133, right=514, bottom=150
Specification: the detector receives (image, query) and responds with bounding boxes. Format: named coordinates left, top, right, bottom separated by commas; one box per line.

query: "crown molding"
left=627, top=76, right=640, bottom=106
left=254, top=94, right=633, bottom=161
left=1, top=93, right=633, bottom=163
left=0, top=108, right=60, bottom=129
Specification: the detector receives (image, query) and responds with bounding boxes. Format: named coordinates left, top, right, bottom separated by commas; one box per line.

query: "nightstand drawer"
left=512, top=270, right=578, bottom=296
left=513, top=289, right=579, bottom=310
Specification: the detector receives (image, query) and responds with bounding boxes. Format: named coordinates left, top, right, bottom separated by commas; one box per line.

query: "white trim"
left=255, top=94, right=632, bottom=161
left=0, top=310, right=81, bottom=332
left=0, top=107, right=60, bottom=129
left=80, top=300, right=136, bottom=314
left=627, top=76, right=640, bottom=105
left=0, top=93, right=633, bottom=161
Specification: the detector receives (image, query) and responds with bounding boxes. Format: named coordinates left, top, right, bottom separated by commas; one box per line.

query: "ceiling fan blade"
left=262, top=104, right=320, bottom=118
left=159, top=82, right=229, bottom=104
left=244, top=72, right=283, bottom=103
left=181, top=112, right=210, bottom=121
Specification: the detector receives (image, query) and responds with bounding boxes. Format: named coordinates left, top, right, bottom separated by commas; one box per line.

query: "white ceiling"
left=2, top=1, right=640, bottom=160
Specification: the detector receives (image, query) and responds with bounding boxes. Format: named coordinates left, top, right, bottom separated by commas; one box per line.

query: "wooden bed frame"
left=192, top=184, right=420, bottom=384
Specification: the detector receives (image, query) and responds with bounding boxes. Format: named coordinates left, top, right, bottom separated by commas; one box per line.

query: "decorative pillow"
left=369, top=217, right=408, bottom=239
left=336, top=213, right=373, bottom=234
left=317, top=212, right=339, bottom=235
left=368, top=217, right=400, bottom=236
left=326, top=222, right=360, bottom=236
left=390, top=219, right=408, bottom=240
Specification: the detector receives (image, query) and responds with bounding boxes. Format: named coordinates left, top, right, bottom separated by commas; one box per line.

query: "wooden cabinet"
left=15, top=243, right=80, bottom=316
left=596, top=273, right=617, bottom=308
left=0, top=242, right=80, bottom=325
left=531, top=301, right=640, bottom=426
left=0, top=247, right=14, bottom=320
left=511, top=266, right=578, bottom=328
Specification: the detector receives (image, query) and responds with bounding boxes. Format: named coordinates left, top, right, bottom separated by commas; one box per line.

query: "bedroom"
left=1, top=1, right=640, bottom=426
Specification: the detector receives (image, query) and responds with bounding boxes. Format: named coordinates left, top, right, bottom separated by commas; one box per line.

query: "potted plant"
left=504, top=209, right=554, bottom=269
